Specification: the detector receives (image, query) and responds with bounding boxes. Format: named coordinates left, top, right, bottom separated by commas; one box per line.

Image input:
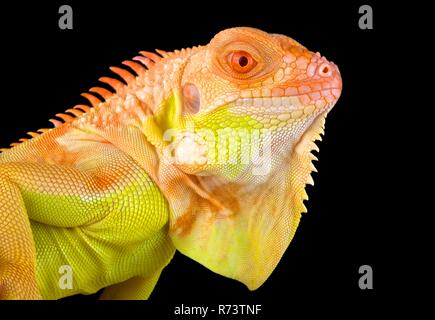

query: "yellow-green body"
left=0, top=126, right=176, bottom=299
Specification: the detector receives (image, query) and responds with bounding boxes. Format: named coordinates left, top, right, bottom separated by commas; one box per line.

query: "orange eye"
left=228, top=51, right=257, bottom=73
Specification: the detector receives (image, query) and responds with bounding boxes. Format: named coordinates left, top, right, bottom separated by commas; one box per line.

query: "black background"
left=0, top=0, right=410, bottom=317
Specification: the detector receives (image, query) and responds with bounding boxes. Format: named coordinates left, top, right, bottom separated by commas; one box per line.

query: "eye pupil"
left=228, top=51, right=257, bottom=74
left=238, top=56, right=249, bottom=67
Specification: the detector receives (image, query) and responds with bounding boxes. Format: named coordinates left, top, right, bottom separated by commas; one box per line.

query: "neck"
left=161, top=112, right=327, bottom=290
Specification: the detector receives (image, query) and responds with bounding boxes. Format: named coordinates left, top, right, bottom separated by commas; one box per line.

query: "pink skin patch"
left=271, top=88, right=285, bottom=96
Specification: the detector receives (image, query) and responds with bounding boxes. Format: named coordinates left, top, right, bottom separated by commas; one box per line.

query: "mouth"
left=231, top=87, right=341, bottom=122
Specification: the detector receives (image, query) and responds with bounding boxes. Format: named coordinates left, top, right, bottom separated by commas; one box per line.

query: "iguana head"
left=147, top=27, right=342, bottom=290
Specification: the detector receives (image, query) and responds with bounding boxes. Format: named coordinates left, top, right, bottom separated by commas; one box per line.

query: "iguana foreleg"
left=0, top=172, right=40, bottom=299
left=0, top=141, right=172, bottom=299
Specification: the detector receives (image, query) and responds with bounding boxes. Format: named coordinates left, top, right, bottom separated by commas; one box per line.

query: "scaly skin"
left=0, top=27, right=342, bottom=299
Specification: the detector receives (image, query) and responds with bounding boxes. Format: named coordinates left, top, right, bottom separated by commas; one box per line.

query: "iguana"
left=0, top=27, right=342, bottom=300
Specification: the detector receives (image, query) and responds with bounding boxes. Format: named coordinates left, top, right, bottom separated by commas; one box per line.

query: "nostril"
left=318, top=62, right=332, bottom=77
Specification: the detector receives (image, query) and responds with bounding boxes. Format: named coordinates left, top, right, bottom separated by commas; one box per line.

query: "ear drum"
left=182, top=83, right=201, bottom=115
